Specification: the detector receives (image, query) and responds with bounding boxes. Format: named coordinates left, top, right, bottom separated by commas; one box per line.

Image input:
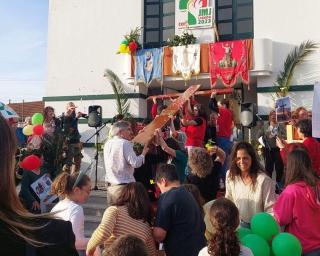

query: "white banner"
left=176, top=0, right=214, bottom=30
left=312, top=81, right=320, bottom=138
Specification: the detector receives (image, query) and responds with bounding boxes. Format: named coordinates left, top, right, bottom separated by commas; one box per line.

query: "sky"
left=0, top=0, right=48, bottom=104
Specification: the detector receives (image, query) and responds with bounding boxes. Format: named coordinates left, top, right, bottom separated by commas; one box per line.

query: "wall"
left=46, top=0, right=146, bottom=121
left=254, top=0, right=320, bottom=115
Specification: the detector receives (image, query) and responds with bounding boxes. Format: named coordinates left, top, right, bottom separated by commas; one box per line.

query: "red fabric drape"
left=209, top=40, right=249, bottom=88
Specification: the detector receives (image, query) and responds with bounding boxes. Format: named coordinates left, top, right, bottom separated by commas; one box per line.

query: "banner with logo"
left=176, top=0, right=213, bottom=29
left=209, top=40, right=249, bottom=87
left=135, top=48, right=163, bottom=86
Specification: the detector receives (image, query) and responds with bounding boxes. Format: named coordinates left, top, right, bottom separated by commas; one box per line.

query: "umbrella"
left=0, top=101, right=19, bottom=119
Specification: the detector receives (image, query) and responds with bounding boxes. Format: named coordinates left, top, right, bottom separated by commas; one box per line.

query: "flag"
left=135, top=48, right=163, bottom=85
left=209, top=40, right=249, bottom=87
left=172, top=44, right=200, bottom=80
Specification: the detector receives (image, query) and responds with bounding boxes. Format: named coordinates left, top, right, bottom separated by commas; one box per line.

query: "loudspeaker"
left=88, top=105, right=102, bottom=127
left=240, top=102, right=256, bottom=127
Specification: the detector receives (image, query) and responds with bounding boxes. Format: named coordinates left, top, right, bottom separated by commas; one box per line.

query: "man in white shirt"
left=104, top=121, right=149, bottom=205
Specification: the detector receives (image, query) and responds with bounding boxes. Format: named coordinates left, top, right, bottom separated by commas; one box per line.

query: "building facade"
left=46, top=0, right=320, bottom=136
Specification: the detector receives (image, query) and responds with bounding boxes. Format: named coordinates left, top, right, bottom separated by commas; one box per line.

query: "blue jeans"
left=216, top=136, right=233, bottom=181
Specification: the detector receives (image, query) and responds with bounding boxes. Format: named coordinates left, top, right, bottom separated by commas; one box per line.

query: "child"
left=198, top=198, right=253, bottom=256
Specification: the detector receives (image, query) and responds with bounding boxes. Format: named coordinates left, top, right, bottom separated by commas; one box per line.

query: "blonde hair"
left=0, top=114, right=51, bottom=246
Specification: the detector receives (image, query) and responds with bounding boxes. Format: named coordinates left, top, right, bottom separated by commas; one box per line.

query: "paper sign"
left=312, top=81, right=320, bottom=138
left=275, top=96, right=291, bottom=123
left=31, top=174, right=57, bottom=208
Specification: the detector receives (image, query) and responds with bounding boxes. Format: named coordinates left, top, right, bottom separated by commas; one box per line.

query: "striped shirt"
left=87, top=206, right=157, bottom=256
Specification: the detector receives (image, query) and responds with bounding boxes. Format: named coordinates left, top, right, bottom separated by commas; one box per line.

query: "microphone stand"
left=85, top=122, right=108, bottom=190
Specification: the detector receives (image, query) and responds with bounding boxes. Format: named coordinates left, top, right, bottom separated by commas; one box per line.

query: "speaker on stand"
left=239, top=102, right=256, bottom=143
left=86, top=105, right=104, bottom=190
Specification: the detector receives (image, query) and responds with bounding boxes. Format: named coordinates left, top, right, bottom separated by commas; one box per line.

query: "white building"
left=45, top=0, right=320, bottom=179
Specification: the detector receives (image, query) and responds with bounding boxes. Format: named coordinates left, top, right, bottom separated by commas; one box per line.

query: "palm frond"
left=103, top=69, right=130, bottom=115
left=274, top=40, right=318, bottom=97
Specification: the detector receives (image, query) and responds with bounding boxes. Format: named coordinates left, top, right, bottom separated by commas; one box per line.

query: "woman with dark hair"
left=277, top=119, right=320, bottom=176
left=0, top=114, right=78, bottom=255
left=181, top=102, right=207, bottom=151
left=296, top=119, right=320, bottom=176
left=51, top=172, right=92, bottom=255
left=198, top=198, right=253, bottom=256
left=225, top=142, right=276, bottom=227
left=274, top=148, right=320, bottom=255
left=86, top=182, right=157, bottom=256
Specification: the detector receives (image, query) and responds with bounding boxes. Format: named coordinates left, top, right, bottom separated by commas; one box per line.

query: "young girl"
left=198, top=198, right=253, bottom=256
left=51, top=172, right=93, bottom=256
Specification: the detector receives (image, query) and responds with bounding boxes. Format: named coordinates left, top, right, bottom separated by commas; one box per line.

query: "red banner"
left=209, top=40, right=249, bottom=87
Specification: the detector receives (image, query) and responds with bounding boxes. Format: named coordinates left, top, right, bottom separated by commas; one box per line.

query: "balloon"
left=32, top=113, right=44, bottom=125
left=241, top=234, right=270, bottom=256
left=251, top=212, right=279, bottom=242
left=128, top=41, right=138, bottom=52
left=121, top=39, right=128, bottom=45
left=33, top=124, right=44, bottom=135
left=118, top=43, right=128, bottom=53
left=22, top=125, right=33, bottom=136
left=124, top=46, right=130, bottom=54
left=20, top=155, right=41, bottom=171
left=237, top=227, right=252, bottom=240
left=272, top=233, right=302, bottom=256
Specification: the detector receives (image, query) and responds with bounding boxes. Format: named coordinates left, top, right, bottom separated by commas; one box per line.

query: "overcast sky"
left=0, top=0, right=48, bottom=103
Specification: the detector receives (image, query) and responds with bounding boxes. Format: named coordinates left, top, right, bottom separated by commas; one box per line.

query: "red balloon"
left=20, top=155, right=41, bottom=171
left=128, top=41, right=138, bottom=52
left=33, top=124, right=44, bottom=135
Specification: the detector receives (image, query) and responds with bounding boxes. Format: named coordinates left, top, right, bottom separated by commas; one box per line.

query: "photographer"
left=59, top=102, right=87, bottom=173
left=258, top=110, right=285, bottom=190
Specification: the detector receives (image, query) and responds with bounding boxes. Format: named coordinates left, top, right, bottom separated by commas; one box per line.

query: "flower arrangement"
left=166, top=31, right=197, bottom=47
left=117, top=27, right=142, bottom=54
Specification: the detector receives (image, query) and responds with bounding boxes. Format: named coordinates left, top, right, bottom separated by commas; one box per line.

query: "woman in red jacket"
left=274, top=148, right=320, bottom=255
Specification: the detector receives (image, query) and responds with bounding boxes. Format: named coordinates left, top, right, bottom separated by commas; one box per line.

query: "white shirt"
left=103, top=136, right=145, bottom=184
left=198, top=245, right=253, bottom=256
left=51, top=199, right=89, bottom=250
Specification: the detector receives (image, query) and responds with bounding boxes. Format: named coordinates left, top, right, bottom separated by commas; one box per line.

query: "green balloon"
left=251, top=212, right=279, bottom=242
left=241, top=234, right=270, bottom=256
left=32, top=113, right=44, bottom=125
left=272, top=233, right=302, bottom=256
left=121, top=39, right=128, bottom=46
left=237, top=227, right=252, bottom=240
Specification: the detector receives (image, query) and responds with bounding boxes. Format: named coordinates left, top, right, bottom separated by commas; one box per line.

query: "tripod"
left=85, top=123, right=107, bottom=190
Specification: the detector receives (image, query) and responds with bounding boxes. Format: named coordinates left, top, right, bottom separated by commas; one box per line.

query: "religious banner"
left=172, top=44, right=200, bottom=80
left=133, top=84, right=201, bottom=145
left=135, top=48, right=163, bottom=85
left=209, top=40, right=249, bottom=87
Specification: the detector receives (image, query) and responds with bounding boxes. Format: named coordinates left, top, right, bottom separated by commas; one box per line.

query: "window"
left=144, top=0, right=175, bottom=48
left=216, top=0, right=253, bottom=41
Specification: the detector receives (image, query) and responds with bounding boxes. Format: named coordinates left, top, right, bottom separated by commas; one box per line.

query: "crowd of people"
left=1, top=93, right=320, bottom=256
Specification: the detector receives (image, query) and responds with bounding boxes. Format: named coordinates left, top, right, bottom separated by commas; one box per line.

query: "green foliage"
left=273, top=40, right=318, bottom=97
left=104, top=69, right=130, bottom=116
left=124, top=26, right=142, bottom=47
left=166, top=31, right=197, bottom=46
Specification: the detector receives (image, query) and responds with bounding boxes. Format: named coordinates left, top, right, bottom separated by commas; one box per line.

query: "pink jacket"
left=273, top=181, right=320, bottom=253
